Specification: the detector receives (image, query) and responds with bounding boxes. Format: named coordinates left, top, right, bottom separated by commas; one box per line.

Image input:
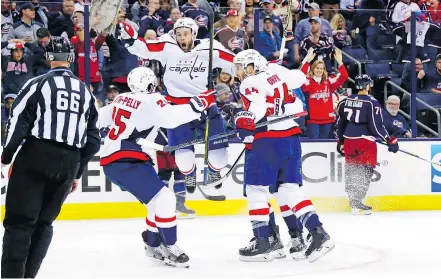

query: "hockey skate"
left=305, top=226, right=335, bottom=262
left=160, top=244, right=190, bottom=268
left=176, top=194, right=196, bottom=219
left=141, top=231, right=165, bottom=262
left=185, top=172, right=196, bottom=194
left=239, top=237, right=272, bottom=262
left=351, top=202, right=372, bottom=215
left=269, top=226, right=286, bottom=259
left=207, top=171, right=222, bottom=189
left=287, top=229, right=307, bottom=260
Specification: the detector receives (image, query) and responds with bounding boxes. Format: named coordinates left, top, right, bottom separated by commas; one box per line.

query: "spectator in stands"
left=1, top=42, right=33, bottom=95
left=158, top=0, right=172, bottom=19
left=401, top=58, right=429, bottom=93
left=49, top=0, right=76, bottom=38
left=144, top=29, right=157, bottom=39
left=7, top=3, right=43, bottom=43
left=428, top=0, right=441, bottom=22
left=117, top=8, right=139, bottom=32
left=383, top=95, right=412, bottom=138
left=71, top=24, right=105, bottom=98
left=164, top=8, right=181, bottom=33
left=31, top=0, right=59, bottom=28
left=351, top=0, right=385, bottom=47
left=105, top=85, right=120, bottom=105
left=182, top=0, right=210, bottom=39
left=216, top=68, right=241, bottom=102
left=258, top=15, right=283, bottom=61
left=299, top=17, right=334, bottom=69
left=1, top=0, right=20, bottom=43
left=1, top=93, right=16, bottom=144
left=215, top=9, right=249, bottom=54
left=392, top=0, right=421, bottom=23
left=215, top=83, right=242, bottom=130
left=131, top=0, right=148, bottom=23
left=427, top=54, right=441, bottom=94
left=259, top=0, right=283, bottom=35
left=330, top=13, right=352, bottom=49
left=26, top=27, right=51, bottom=76
left=139, top=0, right=165, bottom=37
left=339, top=0, right=357, bottom=21
left=294, top=3, right=332, bottom=65
left=301, top=48, right=348, bottom=139
left=322, top=0, right=340, bottom=22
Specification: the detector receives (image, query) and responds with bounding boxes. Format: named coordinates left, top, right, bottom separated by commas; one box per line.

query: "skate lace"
left=185, top=175, right=196, bottom=185
left=244, top=239, right=257, bottom=250
left=167, top=244, right=184, bottom=257
left=208, top=171, right=221, bottom=182
left=289, top=236, right=304, bottom=249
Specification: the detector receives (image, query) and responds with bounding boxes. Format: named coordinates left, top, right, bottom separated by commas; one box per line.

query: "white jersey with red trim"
left=98, top=92, right=201, bottom=166
left=126, top=34, right=235, bottom=102
left=239, top=63, right=306, bottom=140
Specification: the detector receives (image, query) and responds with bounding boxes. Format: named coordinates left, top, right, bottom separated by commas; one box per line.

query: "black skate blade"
left=163, top=258, right=190, bottom=268
left=308, top=240, right=335, bottom=263
left=239, top=253, right=273, bottom=262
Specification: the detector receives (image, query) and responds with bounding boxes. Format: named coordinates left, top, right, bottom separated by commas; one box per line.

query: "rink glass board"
left=1, top=140, right=441, bottom=220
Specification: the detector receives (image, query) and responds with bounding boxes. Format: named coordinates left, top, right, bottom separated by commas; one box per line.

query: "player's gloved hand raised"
left=387, top=136, right=399, bottom=153
left=234, top=111, right=256, bottom=143
left=189, top=89, right=216, bottom=113
left=336, top=139, right=345, bottom=157
left=117, top=22, right=137, bottom=46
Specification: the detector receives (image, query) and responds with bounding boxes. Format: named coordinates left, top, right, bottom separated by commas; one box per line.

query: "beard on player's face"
left=176, top=29, right=193, bottom=52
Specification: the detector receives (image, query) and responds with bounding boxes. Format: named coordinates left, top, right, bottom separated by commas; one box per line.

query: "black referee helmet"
left=354, top=74, right=374, bottom=91
left=45, top=36, right=74, bottom=63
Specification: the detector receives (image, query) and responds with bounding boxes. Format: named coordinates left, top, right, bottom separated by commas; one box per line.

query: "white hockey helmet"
left=127, top=67, right=157, bottom=93
left=173, top=17, right=198, bottom=40
left=233, top=49, right=268, bottom=76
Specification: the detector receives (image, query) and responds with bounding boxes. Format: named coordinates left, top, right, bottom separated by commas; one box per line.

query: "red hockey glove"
left=189, top=89, right=216, bottom=113
left=387, top=137, right=399, bottom=153
left=336, top=139, right=345, bottom=157
left=234, top=111, right=256, bottom=143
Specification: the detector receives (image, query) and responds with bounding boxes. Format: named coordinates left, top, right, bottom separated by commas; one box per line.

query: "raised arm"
left=117, top=22, right=168, bottom=64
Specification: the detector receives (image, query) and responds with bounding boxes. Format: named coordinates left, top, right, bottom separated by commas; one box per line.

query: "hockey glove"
left=234, top=111, right=256, bottom=143
left=189, top=89, right=216, bottom=113
left=336, top=140, right=345, bottom=157
left=117, top=22, right=137, bottom=46
left=387, top=137, right=399, bottom=153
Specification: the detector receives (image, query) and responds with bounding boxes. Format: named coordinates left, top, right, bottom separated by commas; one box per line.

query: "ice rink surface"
left=3, top=211, right=440, bottom=279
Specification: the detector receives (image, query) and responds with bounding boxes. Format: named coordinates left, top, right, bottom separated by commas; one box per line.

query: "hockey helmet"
left=354, top=74, right=374, bottom=90
left=233, top=49, right=268, bottom=76
left=45, top=36, right=74, bottom=62
left=127, top=67, right=158, bottom=93
left=173, top=17, right=198, bottom=40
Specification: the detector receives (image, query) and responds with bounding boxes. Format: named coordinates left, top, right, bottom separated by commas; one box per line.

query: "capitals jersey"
left=239, top=63, right=306, bottom=140
left=336, top=94, right=389, bottom=142
left=126, top=34, right=235, bottom=104
left=99, top=92, right=201, bottom=166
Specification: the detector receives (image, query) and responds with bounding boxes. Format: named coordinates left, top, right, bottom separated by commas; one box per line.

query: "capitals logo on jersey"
left=168, top=55, right=206, bottom=79
left=431, top=144, right=441, bottom=192
left=310, top=92, right=331, bottom=102
left=228, top=36, right=245, bottom=50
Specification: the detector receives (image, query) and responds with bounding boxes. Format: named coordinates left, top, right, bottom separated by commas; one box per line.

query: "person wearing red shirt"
left=301, top=48, right=348, bottom=139
left=427, top=0, right=441, bottom=22
left=70, top=25, right=105, bottom=97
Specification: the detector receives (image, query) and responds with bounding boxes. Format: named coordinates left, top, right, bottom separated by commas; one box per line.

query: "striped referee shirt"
left=2, top=66, right=100, bottom=165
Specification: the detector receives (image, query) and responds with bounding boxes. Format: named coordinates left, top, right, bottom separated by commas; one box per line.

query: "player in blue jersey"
left=336, top=75, right=399, bottom=215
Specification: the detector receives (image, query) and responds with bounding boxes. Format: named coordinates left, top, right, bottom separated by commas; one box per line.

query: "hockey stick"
left=377, top=141, right=441, bottom=167
left=196, top=0, right=215, bottom=186
left=206, top=147, right=246, bottom=189
left=278, top=0, right=293, bottom=61
left=137, top=111, right=308, bottom=152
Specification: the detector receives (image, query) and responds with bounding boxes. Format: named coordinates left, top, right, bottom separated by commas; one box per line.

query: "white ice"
left=3, top=211, right=441, bottom=279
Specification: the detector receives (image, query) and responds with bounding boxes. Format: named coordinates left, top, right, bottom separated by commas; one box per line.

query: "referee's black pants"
left=1, top=138, right=80, bottom=278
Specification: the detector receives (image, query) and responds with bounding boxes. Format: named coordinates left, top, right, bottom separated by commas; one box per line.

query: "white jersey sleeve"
left=126, top=34, right=176, bottom=65
left=98, top=105, right=114, bottom=129
left=134, top=93, right=202, bottom=130
left=267, top=63, right=306, bottom=90
left=212, top=40, right=235, bottom=76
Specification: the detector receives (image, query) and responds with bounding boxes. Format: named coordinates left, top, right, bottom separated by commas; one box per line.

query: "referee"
left=1, top=36, right=100, bottom=278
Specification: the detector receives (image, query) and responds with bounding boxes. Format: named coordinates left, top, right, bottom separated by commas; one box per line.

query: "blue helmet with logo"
left=355, top=74, right=374, bottom=90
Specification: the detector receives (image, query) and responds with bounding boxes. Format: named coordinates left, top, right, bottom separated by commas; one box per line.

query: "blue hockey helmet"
left=354, top=74, right=374, bottom=90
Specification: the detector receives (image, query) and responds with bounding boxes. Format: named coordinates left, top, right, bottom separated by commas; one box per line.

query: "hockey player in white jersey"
left=99, top=67, right=217, bottom=268
left=117, top=18, right=235, bottom=192
left=233, top=49, right=334, bottom=262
